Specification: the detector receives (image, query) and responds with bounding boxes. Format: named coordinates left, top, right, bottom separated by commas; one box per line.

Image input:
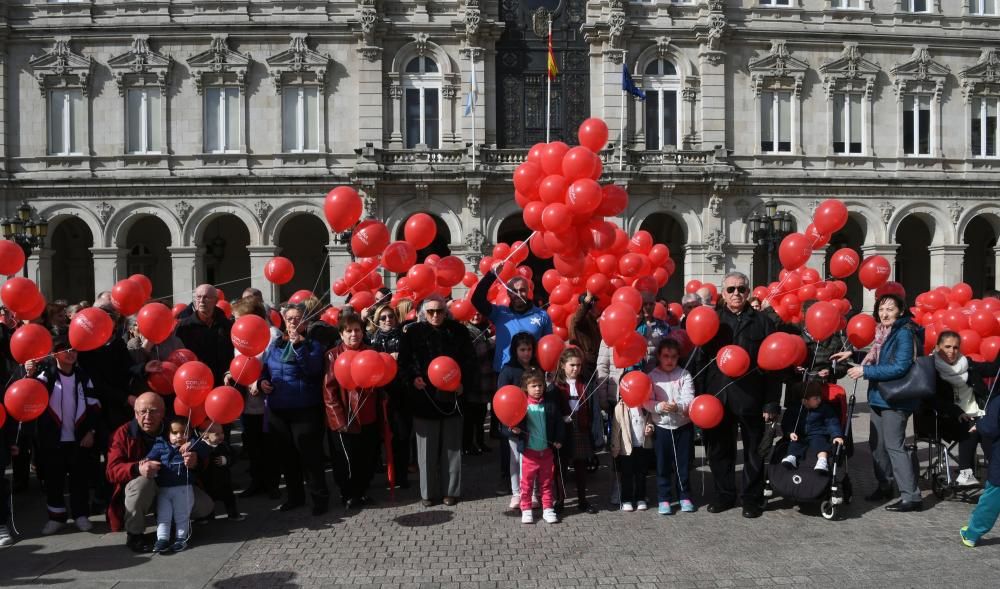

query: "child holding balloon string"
left=146, top=415, right=207, bottom=553
left=509, top=368, right=564, bottom=524
left=644, top=338, right=696, bottom=515
left=496, top=333, right=541, bottom=510
left=551, top=347, right=602, bottom=514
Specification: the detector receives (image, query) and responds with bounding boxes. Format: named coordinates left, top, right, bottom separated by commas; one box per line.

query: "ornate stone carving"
left=948, top=202, right=963, bottom=226
left=532, top=8, right=551, bottom=39
left=655, top=37, right=673, bottom=61
left=608, top=10, right=627, bottom=51
left=442, top=84, right=460, bottom=99
left=960, top=48, right=1000, bottom=103
left=359, top=0, right=378, bottom=39
left=709, top=194, right=722, bottom=218
left=253, top=199, right=272, bottom=223
left=819, top=42, right=880, bottom=99
left=175, top=200, right=193, bottom=224
left=705, top=229, right=727, bottom=269
left=359, top=46, right=383, bottom=62
left=707, top=0, right=725, bottom=10
left=28, top=36, right=94, bottom=96
left=107, top=35, right=173, bottom=96
left=464, top=0, right=482, bottom=38
left=415, top=183, right=430, bottom=206
left=186, top=34, right=251, bottom=94
left=466, top=181, right=481, bottom=216
left=707, top=14, right=727, bottom=51
left=657, top=183, right=677, bottom=210
left=266, top=33, right=330, bottom=93
left=413, top=33, right=431, bottom=57
left=359, top=184, right=377, bottom=218
left=749, top=40, right=809, bottom=97
left=890, top=45, right=949, bottom=102
left=879, top=201, right=895, bottom=226
left=96, top=201, right=114, bottom=225
left=464, top=228, right=487, bottom=264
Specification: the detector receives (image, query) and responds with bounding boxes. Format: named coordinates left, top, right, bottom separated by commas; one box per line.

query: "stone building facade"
left=1, top=0, right=999, bottom=312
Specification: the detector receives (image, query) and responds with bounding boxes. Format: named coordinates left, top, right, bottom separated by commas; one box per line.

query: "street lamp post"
left=748, top=200, right=794, bottom=285
left=1, top=201, right=49, bottom=278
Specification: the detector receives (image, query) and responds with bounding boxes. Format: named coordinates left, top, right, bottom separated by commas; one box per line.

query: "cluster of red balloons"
left=332, top=349, right=398, bottom=390
left=910, top=282, right=1000, bottom=359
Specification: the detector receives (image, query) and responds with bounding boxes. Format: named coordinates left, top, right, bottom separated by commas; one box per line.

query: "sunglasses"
left=725, top=285, right=749, bottom=294
left=378, top=315, right=396, bottom=322
left=425, top=308, right=445, bottom=315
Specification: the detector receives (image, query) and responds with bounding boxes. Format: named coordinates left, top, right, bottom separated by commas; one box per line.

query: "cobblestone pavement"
left=3, top=386, right=999, bottom=588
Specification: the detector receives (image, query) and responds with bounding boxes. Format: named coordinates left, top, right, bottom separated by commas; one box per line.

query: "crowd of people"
left=1, top=268, right=998, bottom=552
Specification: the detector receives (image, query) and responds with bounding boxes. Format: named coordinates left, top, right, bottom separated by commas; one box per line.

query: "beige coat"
left=609, top=400, right=654, bottom=458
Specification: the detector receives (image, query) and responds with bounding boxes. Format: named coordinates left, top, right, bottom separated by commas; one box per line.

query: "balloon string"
left=712, top=368, right=760, bottom=398
left=490, top=232, right=537, bottom=305
left=683, top=346, right=700, bottom=372
left=568, top=372, right=609, bottom=418
left=762, top=233, right=825, bottom=305
left=689, top=358, right=716, bottom=383
left=149, top=273, right=264, bottom=305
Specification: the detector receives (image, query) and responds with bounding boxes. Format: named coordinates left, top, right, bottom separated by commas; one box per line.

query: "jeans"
left=654, top=424, right=693, bottom=503
left=123, top=477, right=213, bottom=535
left=156, top=485, right=193, bottom=541
left=787, top=434, right=832, bottom=461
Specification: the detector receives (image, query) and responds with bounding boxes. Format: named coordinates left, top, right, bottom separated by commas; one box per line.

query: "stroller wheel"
left=932, top=475, right=953, bottom=500
left=820, top=500, right=836, bottom=520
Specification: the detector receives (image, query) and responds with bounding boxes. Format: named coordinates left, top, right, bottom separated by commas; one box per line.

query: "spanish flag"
left=547, top=25, right=558, bottom=80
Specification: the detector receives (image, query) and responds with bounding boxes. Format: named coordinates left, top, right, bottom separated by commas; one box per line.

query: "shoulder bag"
left=877, top=326, right=935, bottom=403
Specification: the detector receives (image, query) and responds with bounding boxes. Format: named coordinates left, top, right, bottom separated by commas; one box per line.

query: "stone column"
left=168, top=246, right=199, bottom=306
left=90, top=247, right=127, bottom=296
left=327, top=244, right=353, bottom=307
left=698, top=57, right=726, bottom=150
left=860, top=244, right=899, bottom=313
left=29, top=248, right=55, bottom=297
left=685, top=243, right=727, bottom=287
left=727, top=244, right=757, bottom=284
left=359, top=49, right=386, bottom=148
left=928, top=244, right=967, bottom=289
left=247, top=245, right=279, bottom=304
left=808, top=248, right=828, bottom=277
left=994, top=246, right=1000, bottom=293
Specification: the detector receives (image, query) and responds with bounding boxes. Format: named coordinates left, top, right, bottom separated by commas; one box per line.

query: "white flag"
left=464, top=63, right=477, bottom=117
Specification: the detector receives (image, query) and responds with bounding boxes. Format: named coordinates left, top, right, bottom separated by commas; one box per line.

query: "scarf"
left=862, top=323, right=892, bottom=366
left=933, top=353, right=981, bottom=416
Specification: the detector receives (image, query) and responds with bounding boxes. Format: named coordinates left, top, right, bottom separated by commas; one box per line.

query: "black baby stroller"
left=764, top=381, right=856, bottom=520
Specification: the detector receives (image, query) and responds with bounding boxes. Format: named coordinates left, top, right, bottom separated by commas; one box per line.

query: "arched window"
left=643, top=59, right=680, bottom=150
left=403, top=56, right=441, bottom=149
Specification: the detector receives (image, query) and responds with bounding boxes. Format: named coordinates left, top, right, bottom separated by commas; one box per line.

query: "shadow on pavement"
left=211, top=571, right=298, bottom=588
left=393, top=509, right=454, bottom=527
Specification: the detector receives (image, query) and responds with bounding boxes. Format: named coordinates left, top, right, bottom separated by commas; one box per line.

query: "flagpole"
left=619, top=52, right=627, bottom=172
left=546, top=16, right=552, bottom=143
left=470, top=50, right=476, bottom=172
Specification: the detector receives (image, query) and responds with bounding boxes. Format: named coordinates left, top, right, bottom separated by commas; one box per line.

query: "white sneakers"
left=509, top=495, right=520, bottom=510
left=636, top=501, right=648, bottom=511
left=41, top=520, right=64, bottom=536
left=814, top=457, right=829, bottom=473
left=0, top=525, right=13, bottom=547
left=621, top=502, right=634, bottom=512
left=521, top=510, right=534, bottom=524
left=542, top=508, right=559, bottom=524
left=74, top=517, right=93, bottom=532
left=781, top=455, right=798, bottom=469
left=957, top=469, right=980, bottom=487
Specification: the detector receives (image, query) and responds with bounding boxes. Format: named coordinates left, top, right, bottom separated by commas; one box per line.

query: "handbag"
left=877, top=345, right=937, bottom=404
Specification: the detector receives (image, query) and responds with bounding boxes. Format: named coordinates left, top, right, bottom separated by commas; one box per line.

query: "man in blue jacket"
left=471, top=268, right=552, bottom=373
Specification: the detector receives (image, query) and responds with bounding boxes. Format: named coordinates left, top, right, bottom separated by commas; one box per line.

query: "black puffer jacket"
left=371, top=327, right=402, bottom=355
left=175, top=307, right=234, bottom=387
left=398, top=319, right=478, bottom=420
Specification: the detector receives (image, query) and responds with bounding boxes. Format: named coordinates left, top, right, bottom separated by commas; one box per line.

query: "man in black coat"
left=175, top=284, right=234, bottom=387
left=694, top=271, right=780, bottom=518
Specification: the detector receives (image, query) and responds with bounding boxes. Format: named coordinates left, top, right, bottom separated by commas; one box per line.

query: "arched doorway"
left=276, top=214, right=331, bottom=302
left=895, top=215, right=933, bottom=301
left=200, top=215, right=251, bottom=298
left=825, top=214, right=866, bottom=313
left=125, top=216, right=172, bottom=301
left=50, top=217, right=95, bottom=303
left=963, top=216, right=998, bottom=297
left=497, top=214, right=552, bottom=298
left=395, top=214, right=451, bottom=262
left=638, top=213, right=686, bottom=303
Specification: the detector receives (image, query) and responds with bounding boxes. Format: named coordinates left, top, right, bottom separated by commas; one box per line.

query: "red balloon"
left=129, top=274, right=153, bottom=300
left=9, top=324, right=52, bottom=365
left=137, top=302, right=176, bottom=345
left=1, top=277, right=41, bottom=315
left=231, top=314, right=271, bottom=357
left=716, top=345, right=750, bottom=378
left=4, top=378, right=49, bottom=422
left=229, top=355, right=262, bottom=386
left=538, top=175, right=569, bottom=204
left=829, top=248, right=860, bottom=279
left=541, top=203, right=572, bottom=233
left=334, top=350, right=358, bottom=390
left=943, top=309, right=969, bottom=332
left=846, top=313, right=877, bottom=348
left=959, top=329, right=983, bottom=357
left=435, top=256, right=466, bottom=287
left=686, top=307, right=720, bottom=347
left=173, top=361, right=214, bottom=406
left=205, top=386, right=244, bottom=424
left=537, top=334, right=566, bottom=372
left=146, top=361, right=176, bottom=395
left=617, top=253, right=645, bottom=278
left=599, top=303, right=637, bottom=347
left=619, top=371, right=652, bottom=408
left=541, top=142, right=570, bottom=175
left=562, top=146, right=596, bottom=180
left=0, top=404, right=5, bottom=429
left=952, top=283, right=974, bottom=305
left=216, top=300, right=233, bottom=320
left=613, top=331, right=647, bottom=368
left=778, top=233, right=812, bottom=271
left=805, top=301, right=841, bottom=341
left=167, top=348, right=198, bottom=366
left=493, top=385, right=529, bottom=428
left=980, top=336, right=1000, bottom=362
left=172, top=303, right=187, bottom=318
left=813, top=199, right=849, bottom=235
left=757, top=333, right=798, bottom=371
left=0, top=241, right=26, bottom=276
left=69, top=307, right=114, bottom=352
left=404, top=213, right=438, bottom=250
left=970, top=309, right=999, bottom=337
left=513, top=161, right=544, bottom=195
left=324, top=186, right=363, bottom=232
left=289, top=289, right=314, bottom=304
left=804, top=224, right=831, bottom=249
left=596, top=184, right=628, bottom=217
left=349, top=290, right=376, bottom=312
left=689, top=394, right=724, bottom=429
left=578, top=117, right=609, bottom=152
left=377, top=353, right=398, bottom=387
left=648, top=244, right=670, bottom=267
left=321, top=306, right=341, bottom=326
left=351, top=219, right=390, bottom=258
left=427, top=355, right=462, bottom=392
left=19, top=294, right=47, bottom=322
left=379, top=241, right=414, bottom=274
left=174, top=397, right=207, bottom=428
left=565, top=179, right=602, bottom=214
left=612, top=286, right=643, bottom=314
left=859, top=256, right=891, bottom=290
left=264, top=256, right=295, bottom=285
left=351, top=350, right=385, bottom=389
left=406, top=264, right=437, bottom=292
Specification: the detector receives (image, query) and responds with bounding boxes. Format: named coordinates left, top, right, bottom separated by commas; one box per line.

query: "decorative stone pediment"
left=819, top=43, right=880, bottom=99
left=960, top=48, right=1000, bottom=102
left=28, top=37, right=94, bottom=96
left=748, top=40, right=809, bottom=97
left=890, top=45, right=949, bottom=101
left=107, top=35, right=173, bottom=96
left=186, top=34, right=251, bottom=94
left=266, top=34, right=330, bottom=92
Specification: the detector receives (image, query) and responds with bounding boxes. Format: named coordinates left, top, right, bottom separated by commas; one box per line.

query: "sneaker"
left=680, top=499, right=696, bottom=513
left=960, top=526, right=977, bottom=548
left=74, top=516, right=93, bottom=532
left=0, top=525, right=13, bottom=547
left=170, top=538, right=189, bottom=553
left=152, top=538, right=172, bottom=554
left=542, top=508, right=559, bottom=524
left=621, top=502, right=634, bottom=512
left=521, top=510, right=534, bottom=524
left=41, top=520, right=64, bottom=536
left=658, top=501, right=673, bottom=515
left=509, top=495, right=521, bottom=510
left=814, top=457, right=829, bottom=473
left=781, top=455, right=797, bottom=470
left=956, top=469, right=980, bottom=487
left=636, top=501, right=648, bottom=511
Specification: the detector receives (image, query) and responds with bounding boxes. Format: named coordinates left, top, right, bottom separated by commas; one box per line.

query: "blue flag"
left=622, top=64, right=645, bottom=100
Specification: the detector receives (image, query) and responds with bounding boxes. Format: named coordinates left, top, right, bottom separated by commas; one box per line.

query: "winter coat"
left=567, top=299, right=601, bottom=371
left=175, top=307, right=234, bottom=387
left=644, top=366, right=695, bottom=430
left=860, top=317, right=920, bottom=412
left=609, top=401, right=654, bottom=458
left=512, top=390, right=565, bottom=453
left=371, top=327, right=402, bottom=355
left=78, top=333, right=135, bottom=430
left=35, top=364, right=102, bottom=450
left=596, top=341, right=624, bottom=411
left=694, top=305, right=781, bottom=416
left=397, top=319, right=478, bottom=420
left=323, top=343, right=381, bottom=433
left=782, top=401, right=843, bottom=441
left=105, top=420, right=160, bottom=532
left=471, top=272, right=553, bottom=372
left=259, top=337, right=326, bottom=410
left=146, top=437, right=199, bottom=488
left=466, top=323, right=495, bottom=404
left=549, top=380, right=605, bottom=452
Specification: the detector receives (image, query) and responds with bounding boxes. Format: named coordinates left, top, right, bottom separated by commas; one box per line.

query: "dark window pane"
left=918, top=107, right=930, bottom=154
left=645, top=91, right=659, bottom=150
left=406, top=88, right=420, bottom=148
left=424, top=88, right=439, bottom=149
left=778, top=141, right=791, bottom=152
left=849, top=142, right=862, bottom=154
left=903, top=105, right=914, bottom=155
left=664, top=90, right=677, bottom=147
left=405, top=58, right=421, bottom=73
left=833, top=141, right=845, bottom=153
left=424, top=58, right=439, bottom=73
